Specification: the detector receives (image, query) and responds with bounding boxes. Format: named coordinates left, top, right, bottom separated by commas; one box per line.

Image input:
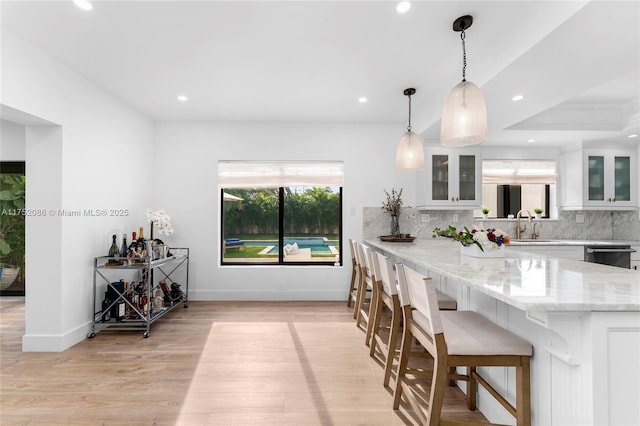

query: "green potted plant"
left=0, top=174, right=25, bottom=290
left=481, top=207, right=490, bottom=219
left=533, top=208, right=543, bottom=219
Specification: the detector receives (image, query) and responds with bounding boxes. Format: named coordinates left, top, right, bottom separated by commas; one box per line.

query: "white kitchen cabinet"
left=561, top=149, right=636, bottom=210
left=417, top=147, right=481, bottom=210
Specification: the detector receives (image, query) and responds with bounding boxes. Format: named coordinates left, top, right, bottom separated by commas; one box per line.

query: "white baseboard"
left=22, top=320, right=92, bottom=352
left=188, top=290, right=347, bottom=301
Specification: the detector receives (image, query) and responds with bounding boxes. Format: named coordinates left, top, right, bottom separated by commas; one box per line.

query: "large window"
left=477, top=160, right=557, bottom=218
left=219, top=161, right=343, bottom=265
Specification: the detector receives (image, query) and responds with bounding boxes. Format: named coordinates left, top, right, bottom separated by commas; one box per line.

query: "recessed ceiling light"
left=512, top=94, right=524, bottom=101
left=396, top=2, right=412, bottom=14
left=628, top=134, right=638, bottom=138
left=527, top=139, right=535, bottom=143
left=358, top=97, right=368, bottom=104
left=177, top=95, right=188, bottom=102
left=396, top=1, right=411, bottom=13
left=73, top=0, right=93, bottom=11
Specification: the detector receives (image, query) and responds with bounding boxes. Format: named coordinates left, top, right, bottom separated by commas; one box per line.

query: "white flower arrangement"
left=146, top=209, right=174, bottom=236
left=470, top=225, right=510, bottom=250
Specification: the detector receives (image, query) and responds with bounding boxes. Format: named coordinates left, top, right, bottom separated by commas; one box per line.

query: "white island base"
left=365, top=238, right=640, bottom=426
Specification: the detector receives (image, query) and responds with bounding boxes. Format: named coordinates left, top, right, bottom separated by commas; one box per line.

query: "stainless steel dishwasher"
left=584, top=246, right=636, bottom=269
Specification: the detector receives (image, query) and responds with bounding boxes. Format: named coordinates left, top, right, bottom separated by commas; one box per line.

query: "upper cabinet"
left=417, top=147, right=481, bottom=210
left=560, top=149, right=637, bottom=210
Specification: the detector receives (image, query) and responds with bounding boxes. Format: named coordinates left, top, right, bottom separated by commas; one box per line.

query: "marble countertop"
left=508, top=239, right=640, bottom=246
left=363, top=238, right=640, bottom=312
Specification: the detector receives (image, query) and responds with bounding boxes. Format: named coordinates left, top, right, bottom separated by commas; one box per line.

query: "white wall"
left=154, top=121, right=412, bottom=300
left=0, top=119, right=26, bottom=160
left=1, top=29, right=155, bottom=351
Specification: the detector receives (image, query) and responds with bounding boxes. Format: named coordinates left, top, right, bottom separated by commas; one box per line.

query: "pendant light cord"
left=461, top=29, right=467, bottom=82
left=407, top=94, right=412, bottom=131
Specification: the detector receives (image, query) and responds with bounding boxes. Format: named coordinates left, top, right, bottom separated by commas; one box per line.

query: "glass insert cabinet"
left=424, top=148, right=481, bottom=208
left=586, top=151, right=634, bottom=207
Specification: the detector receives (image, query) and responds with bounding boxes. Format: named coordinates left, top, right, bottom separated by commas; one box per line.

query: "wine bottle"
left=137, top=226, right=146, bottom=255
left=119, top=234, right=128, bottom=258
left=108, top=234, right=119, bottom=263
left=101, top=292, right=112, bottom=322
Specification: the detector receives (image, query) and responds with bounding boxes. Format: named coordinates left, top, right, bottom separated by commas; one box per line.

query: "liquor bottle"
left=153, top=288, right=164, bottom=312
left=137, top=226, right=146, bottom=255
left=107, top=234, right=119, bottom=263
left=101, top=292, right=112, bottom=322
left=119, top=234, right=128, bottom=258
left=128, top=231, right=137, bottom=252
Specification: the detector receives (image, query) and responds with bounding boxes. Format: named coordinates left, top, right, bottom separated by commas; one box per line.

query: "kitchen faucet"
left=531, top=222, right=540, bottom=240
left=516, top=209, right=532, bottom=239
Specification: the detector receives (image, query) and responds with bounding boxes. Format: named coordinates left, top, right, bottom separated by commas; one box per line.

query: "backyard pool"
left=244, top=237, right=338, bottom=254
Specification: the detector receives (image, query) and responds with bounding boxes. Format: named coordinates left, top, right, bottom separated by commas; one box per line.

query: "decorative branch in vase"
left=381, top=188, right=403, bottom=238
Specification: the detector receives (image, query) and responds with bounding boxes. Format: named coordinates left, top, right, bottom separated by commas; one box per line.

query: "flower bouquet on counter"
left=433, top=225, right=510, bottom=253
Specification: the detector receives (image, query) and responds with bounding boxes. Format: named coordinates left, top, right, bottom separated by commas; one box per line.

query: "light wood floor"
left=0, top=298, right=488, bottom=425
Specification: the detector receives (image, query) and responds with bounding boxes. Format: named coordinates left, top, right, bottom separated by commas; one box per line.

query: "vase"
left=390, top=214, right=400, bottom=237
left=0, top=266, right=20, bottom=290
left=535, top=214, right=542, bottom=220
left=460, top=244, right=504, bottom=258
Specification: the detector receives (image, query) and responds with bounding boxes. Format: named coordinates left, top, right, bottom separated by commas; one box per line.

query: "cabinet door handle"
left=451, top=197, right=455, bottom=202
left=608, top=198, right=612, bottom=202
left=456, top=197, right=459, bottom=202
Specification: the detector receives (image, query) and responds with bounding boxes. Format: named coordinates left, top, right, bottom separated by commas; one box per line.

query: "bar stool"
left=346, top=239, right=359, bottom=308
left=368, top=252, right=458, bottom=387
left=368, top=251, right=403, bottom=387
left=352, top=241, right=370, bottom=321
left=353, top=241, right=367, bottom=320
left=355, top=243, right=376, bottom=338
left=393, top=263, right=532, bottom=426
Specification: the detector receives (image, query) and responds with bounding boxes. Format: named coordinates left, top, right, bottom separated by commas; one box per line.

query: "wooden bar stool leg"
left=365, top=282, right=379, bottom=346
left=426, top=335, right=449, bottom=426
left=393, top=307, right=413, bottom=410
left=369, top=288, right=384, bottom=356
left=383, top=299, right=402, bottom=387
left=516, top=357, right=532, bottom=426
left=347, top=259, right=356, bottom=307
left=467, top=366, right=477, bottom=411
left=353, top=267, right=364, bottom=320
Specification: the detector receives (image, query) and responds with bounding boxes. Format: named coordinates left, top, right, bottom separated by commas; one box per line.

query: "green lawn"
left=223, top=246, right=274, bottom=259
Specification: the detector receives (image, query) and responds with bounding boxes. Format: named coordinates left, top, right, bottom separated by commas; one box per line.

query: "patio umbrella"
left=223, top=192, right=243, bottom=202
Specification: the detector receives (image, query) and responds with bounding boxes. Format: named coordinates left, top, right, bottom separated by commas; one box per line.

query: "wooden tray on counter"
left=378, top=235, right=416, bottom=242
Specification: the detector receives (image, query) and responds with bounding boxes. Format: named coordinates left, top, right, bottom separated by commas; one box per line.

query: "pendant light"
left=440, top=15, right=487, bottom=147
left=396, top=88, right=425, bottom=170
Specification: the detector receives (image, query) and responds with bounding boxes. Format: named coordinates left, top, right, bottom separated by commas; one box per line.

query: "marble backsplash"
left=363, top=207, right=640, bottom=242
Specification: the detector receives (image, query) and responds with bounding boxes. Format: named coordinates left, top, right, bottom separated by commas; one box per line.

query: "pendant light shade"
left=396, top=88, right=425, bottom=170
left=440, top=80, right=487, bottom=147
left=396, top=130, right=424, bottom=170
left=440, top=15, right=488, bottom=147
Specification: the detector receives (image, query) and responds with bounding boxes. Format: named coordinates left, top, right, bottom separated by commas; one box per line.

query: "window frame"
left=220, top=187, right=343, bottom=267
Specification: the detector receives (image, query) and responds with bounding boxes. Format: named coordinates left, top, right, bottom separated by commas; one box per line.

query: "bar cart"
left=89, top=248, right=189, bottom=338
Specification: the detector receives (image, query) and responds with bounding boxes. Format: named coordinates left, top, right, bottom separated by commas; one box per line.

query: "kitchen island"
left=364, top=238, right=640, bottom=426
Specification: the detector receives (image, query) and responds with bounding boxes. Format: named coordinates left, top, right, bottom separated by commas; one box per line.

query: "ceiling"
left=1, top=0, right=638, bottom=148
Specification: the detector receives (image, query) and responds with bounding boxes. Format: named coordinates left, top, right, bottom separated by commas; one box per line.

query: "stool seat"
left=413, top=310, right=532, bottom=356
